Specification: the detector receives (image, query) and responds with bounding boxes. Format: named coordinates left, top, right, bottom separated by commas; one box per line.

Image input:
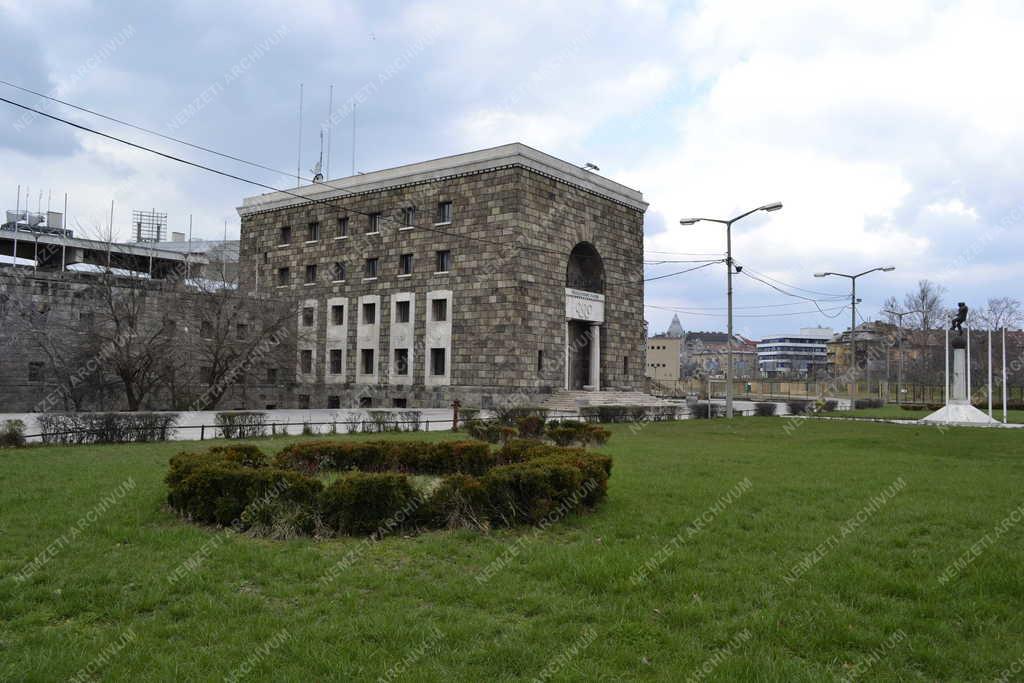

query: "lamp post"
left=680, top=202, right=783, bottom=418
left=883, top=308, right=923, bottom=405
left=815, top=267, right=895, bottom=403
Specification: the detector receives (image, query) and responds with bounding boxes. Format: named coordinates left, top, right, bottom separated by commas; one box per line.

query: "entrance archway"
left=565, top=242, right=606, bottom=390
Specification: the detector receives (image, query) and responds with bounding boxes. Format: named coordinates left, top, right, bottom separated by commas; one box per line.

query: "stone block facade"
left=237, top=143, right=647, bottom=409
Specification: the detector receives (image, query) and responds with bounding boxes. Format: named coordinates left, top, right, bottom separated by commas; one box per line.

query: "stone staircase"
left=540, top=390, right=681, bottom=413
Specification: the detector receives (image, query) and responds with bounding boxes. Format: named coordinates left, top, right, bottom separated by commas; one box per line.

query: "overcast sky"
left=2, top=0, right=1021, bottom=338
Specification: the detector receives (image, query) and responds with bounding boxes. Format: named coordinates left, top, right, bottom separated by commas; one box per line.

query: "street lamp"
left=814, top=267, right=895, bottom=402
left=680, top=202, right=783, bottom=418
left=883, top=308, right=923, bottom=406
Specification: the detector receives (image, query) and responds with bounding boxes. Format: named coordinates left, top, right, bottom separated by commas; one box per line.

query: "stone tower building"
left=237, top=143, right=647, bottom=409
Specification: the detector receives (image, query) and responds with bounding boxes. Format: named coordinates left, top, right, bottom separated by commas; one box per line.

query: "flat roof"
left=0, top=229, right=207, bottom=263
left=238, top=142, right=648, bottom=216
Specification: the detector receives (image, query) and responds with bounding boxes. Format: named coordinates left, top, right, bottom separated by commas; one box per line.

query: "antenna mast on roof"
left=326, top=84, right=333, bottom=178
left=296, top=83, right=303, bottom=188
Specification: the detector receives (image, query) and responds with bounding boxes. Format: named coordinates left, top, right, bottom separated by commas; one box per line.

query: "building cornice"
left=237, top=143, right=648, bottom=217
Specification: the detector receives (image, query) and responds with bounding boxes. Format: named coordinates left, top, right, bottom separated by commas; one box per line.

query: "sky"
left=1, top=0, right=1022, bottom=338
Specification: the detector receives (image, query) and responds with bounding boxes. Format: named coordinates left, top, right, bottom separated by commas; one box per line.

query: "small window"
left=305, top=264, right=317, bottom=284
left=399, top=253, right=413, bottom=275
left=329, top=349, right=343, bottom=375
left=361, top=348, right=375, bottom=375
left=200, top=320, right=214, bottom=338
left=327, top=395, right=341, bottom=409
left=302, top=306, right=314, bottom=327
left=277, top=267, right=290, bottom=286
left=338, top=216, right=349, bottom=237
left=392, top=398, right=407, bottom=408
left=262, top=251, right=269, bottom=264
left=300, top=349, right=313, bottom=373
left=402, top=206, right=416, bottom=227
left=537, top=350, right=543, bottom=372
left=279, top=226, right=292, bottom=245
left=298, top=394, right=311, bottom=409
left=331, top=261, right=346, bottom=281
left=307, top=221, right=320, bottom=242
left=266, top=367, right=278, bottom=383
left=435, top=249, right=452, bottom=273
left=430, top=348, right=446, bottom=376
left=236, top=323, right=248, bottom=340
left=623, top=356, right=629, bottom=373
left=359, top=396, right=372, bottom=408
left=331, top=304, right=344, bottom=326
left=362, top=302, right=376, bottom=324
left=28, top=361, right=44, bottom=382
left=365, top=257, right=379, bottom=278
left=367, top=213, right=381, bottom=234
left=437, top=201, right=452, bottom=224
left=394, top=348, right=409, bottom=375
left=431, top=298, right=448, bottom=322
left=395, top=300, right=411, bottom=323
left=199, top=366, right=213, bottom=384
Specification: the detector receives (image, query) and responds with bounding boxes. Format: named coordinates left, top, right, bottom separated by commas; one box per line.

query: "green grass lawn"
left=2, top=421, right=1024, bottom=681
left=821, top=404, right=1024, bottom=423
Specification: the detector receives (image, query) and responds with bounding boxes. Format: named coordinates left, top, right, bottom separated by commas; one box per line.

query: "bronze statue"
left=950, top=302, right=968, bottom=332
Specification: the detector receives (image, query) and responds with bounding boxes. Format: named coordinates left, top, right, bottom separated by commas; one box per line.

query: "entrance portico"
left=565, top=242, right=606, bottom=391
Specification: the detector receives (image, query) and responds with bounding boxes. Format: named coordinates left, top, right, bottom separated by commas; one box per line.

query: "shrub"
left=206, top=444, right=268, bottom=468
left=465, top=419, right=502, bottom=443
left=458, top=408, right=480, bottom=423
left=421, top=474, right=488, bottom=529
left=273, top=440, right=499, bottom=477
left=215, top=412, right=267, bottom=439
left=0, top=419, right=26, bottom=447
left=753, top=402, right=777, bottom=417
left=900, top=404, right=926, bottom=411
left=515, top=415, right=546, bottom=438
left=544, top=420, right=610, bottom=447
left=786, top=400, right=810, bottom=415
left=819, top=399, right=838, bottom=412
left=690, top=403, right=720, bottom=419
left=482, top=458, right=585, bottom=525
left=492, top=405, right=548, bottom=426
left=320, top=472, right=420, bottom=535
left=398, top=410, right=422, bottom=431
left=366, top=411, right=399, bottom=433
left=38, top=412, right=178, bottom=444
left=853, top=398, right=885, bottom=409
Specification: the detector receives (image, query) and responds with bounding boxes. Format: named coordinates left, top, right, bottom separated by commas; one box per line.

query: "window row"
left=298, top=347, right=447, bottom=377
left=300, top=298, right=448, bottom=328
left=277, top=250, right=451, bottom=286
left=277, top=201, right=453, bottom=245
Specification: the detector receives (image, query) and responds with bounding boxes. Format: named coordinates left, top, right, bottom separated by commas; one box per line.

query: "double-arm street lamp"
left=814, top=267, right=895, bottom=401
left=680, top=202, right=783, bottom=418
left=882, top=308, right=923, bottom=405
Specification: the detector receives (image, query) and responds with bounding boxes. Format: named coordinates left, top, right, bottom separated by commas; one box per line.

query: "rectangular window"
left=236, top=323, right=248, bottom=340
left=399, top=253, right=413, bottom=275
left=327, top=395, right=340, bottom=409
left=302, top=306, right=314, bottom=327
left=367, top=213, right=381, bottom=234
left=365, top=257, right=379, bottom=278
left=298, top=394, right=310, bottom=409
left=431, top=298, right=448, bottom=322
left=437, top=201, right=452, bottom=224
left=537, top=350, right=544, bottom=372
left=430, top=348, right=446, bottom=376
left=361, top=348, right=375, bottom=375
left=279, top=226, right=291, bottom=245
left=28, top=361, right=44, bottom=382
left=300, top=349, right=313, bottom=373
left=199, top=366, right=213, bottom=384
left=331, top=304, right=344, bottom=326
left=392, top=398, right=407, bottom=408
left=394, top=348, right=409, bottom=375
left=359, top=396, right=372, bottom=408
left=305, top=264, right=317, bottom=283
left=402, top=206, right=416, bottom=227
left=266, top=367, right=278, bottom=383
left=332, top=261, right=346, bottom=281
left=329, top=349, right=343, bottom=375
left=262, top=251, right=268, bottom=264
left=362, top=302, right=376, bottom=324
left=307, top=221, right=320, bottom=242
left=277, top=267, right=290, bottom=286
left=200, top=320, right=214, bottom=338
left=338, top=216, right=349, bottom=237
left=395, top=300, right=411, bottom=323
left=435, top=249, right=452, bottom=273
left=623, top=356, right=629, bottom=373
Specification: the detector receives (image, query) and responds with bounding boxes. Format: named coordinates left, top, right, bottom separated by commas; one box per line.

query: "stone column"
left=589, top=324, right=600, bottom=391
left=564, top=321, right=570, bottom=390
left=951, top=348, right=967, bottom=402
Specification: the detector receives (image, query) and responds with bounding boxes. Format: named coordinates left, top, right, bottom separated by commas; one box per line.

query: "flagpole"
left=988, top=328, right=993, bottom=418
left=1003, top=327, right=1009, bottom=424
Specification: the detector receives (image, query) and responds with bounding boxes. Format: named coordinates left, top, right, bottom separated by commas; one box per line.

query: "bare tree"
left=902, top=279, right=947, bottom=330
left=880, top=296, right=901, bottom=325
left=975, top=297, right=1023, bottom=330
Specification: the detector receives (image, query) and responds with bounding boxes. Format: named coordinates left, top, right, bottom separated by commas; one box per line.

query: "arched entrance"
left=565, top=243, right=606, bottom=390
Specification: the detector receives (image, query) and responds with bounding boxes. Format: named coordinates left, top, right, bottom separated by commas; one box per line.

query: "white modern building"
left=757, top=326, right=833, bottom=378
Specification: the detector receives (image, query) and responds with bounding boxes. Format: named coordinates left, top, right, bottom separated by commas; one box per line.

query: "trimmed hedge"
left=753, top=402, right=777, bottom=417
left=167, top=438, right=612, bottom=537
left=690, top=403, right=721, bottom=419
left=853, top=398, right=885, bottom=409
left=544, top=420, right=610, bottom=447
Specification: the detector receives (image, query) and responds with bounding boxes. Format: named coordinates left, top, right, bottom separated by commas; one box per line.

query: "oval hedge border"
left=166, top=439, right=612, bottom=537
